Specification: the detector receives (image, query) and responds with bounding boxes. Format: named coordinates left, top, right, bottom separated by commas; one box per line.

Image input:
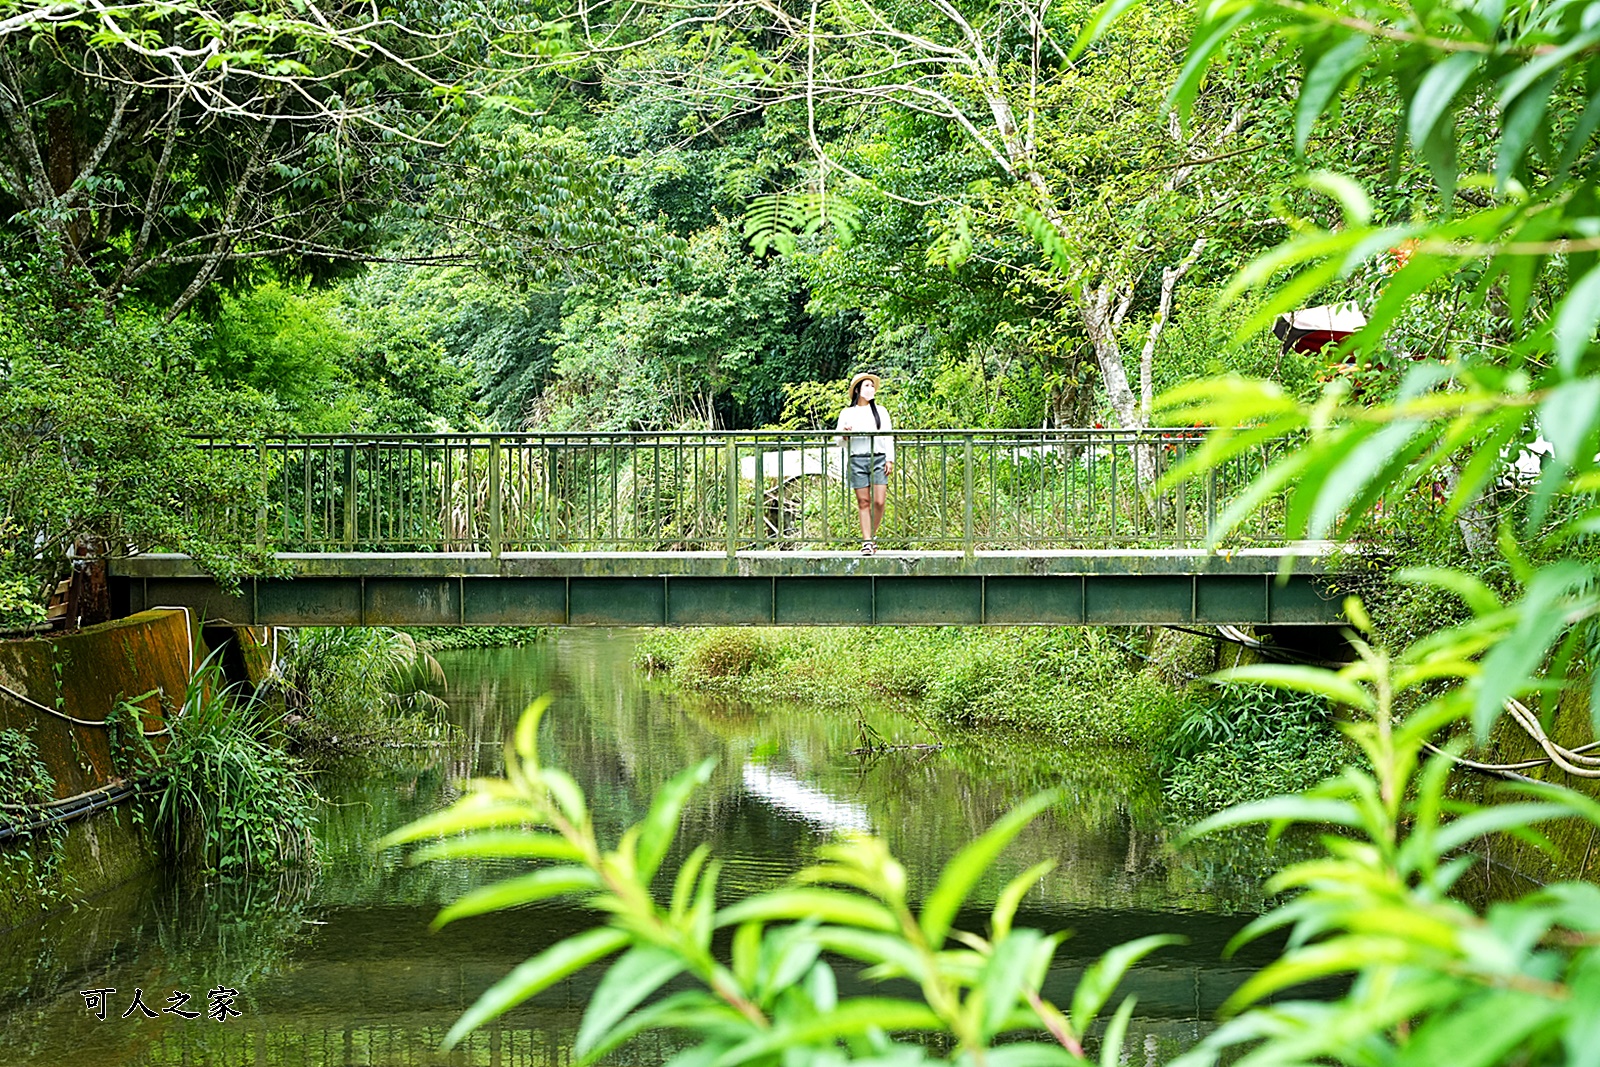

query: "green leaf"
left=1432, top=802, right=1578, bottom=856
left=376, top=801, right=537, bottom=851
left=979, top=929, right=1052, bottom=1039
left=574, top=945, right=687, bottom=1057
left=515, top=693, right=553, bottom=763
left=1395, top=991, right=1563, bottom=1067
left=979, top=1046, right=1083, bottom=1067
left=1098, top=996, right=1137, bottom=1067
left=1408, top=52, right=1480, bottom=169
left=1220, top=936, right=1411, bottom=1014
left=1230, top=256, right=1348, bottom=340
left=760, top=918, right=824, bottom=998
left=1471, top=562, right=1598, bottom=738
left=1563, top=949, right=1600, bottom=1067
left=1348, top=250, right=1461, bottom=355
left=1558, top=74, right=1600, bottom=179
left=1068, top=0, right=1146, bottom=60
left=442, top=927, right=630, bottom=1049
left=1070, top=934, right=1182, bottom=1035
left=1398, top=567, right=1503, bottom=617
left=811, top=928, right=929, bottom=983
left=920, top=790, right=1063, bottom=948
left=1497, top=70, right=1559, bottom=188
left=638, top=758, right=716, bottom=884
left=1304, top=170, right=1373, bottom=227
left=1308, top=419, right=1428, bottom=538
left=1212, top=664, right=1375, bottom=712
left=1179, top=795, right=1366, bottom=847
left=1497, top=28, right=1600, bottom=110
left=574, top=992, right=738, bottom=1067
left=1205, top=447, right=1320, bottom=545
left=1295, top=35, right=1368, bottom=153
left=672, top=843, right=713, bottom=919
left=432, top=866, right=600, bottom=929
left=717, top=889, right=900, bottom=932
left=541, top=768, right=588, bottom=824
left=405, top=830, right=585, bottom=865
left=1594, top=669, right=1600, bottom=744
left=1530, top=378, right=1600, bottom=528
left=803, top=959, right=838, bottom=1014
left=991, top=860, right=1056, bottom=940
left=1169, top=8, right=1258, bottom=126
left=1553, top=264, right=1600, bottom=376
left=709, top=999, right=944, bottom=1067
left=1444, top=407, right=1530, bottom=517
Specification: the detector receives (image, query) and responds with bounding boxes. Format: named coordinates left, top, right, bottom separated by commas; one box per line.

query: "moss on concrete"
left=0, top=611, right=201, bottom=931
left=1458, top=676, right=1600, bottom=889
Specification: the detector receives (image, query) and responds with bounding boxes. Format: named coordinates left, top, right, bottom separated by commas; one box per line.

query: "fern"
left=743, top=190, right=862, bottom=256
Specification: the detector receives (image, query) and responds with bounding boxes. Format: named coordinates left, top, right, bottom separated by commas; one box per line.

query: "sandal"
left=861, top=540, right=876, bottom=555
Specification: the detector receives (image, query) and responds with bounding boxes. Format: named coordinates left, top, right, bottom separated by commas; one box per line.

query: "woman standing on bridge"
left=836, top=372, right=894, bottom=555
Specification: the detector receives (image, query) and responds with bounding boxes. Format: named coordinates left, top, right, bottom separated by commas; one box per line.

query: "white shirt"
left=835, top=404, right=894, bottom=461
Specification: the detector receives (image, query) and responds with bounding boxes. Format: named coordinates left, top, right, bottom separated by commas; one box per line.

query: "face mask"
left=860, top=384, right=875, bottom=400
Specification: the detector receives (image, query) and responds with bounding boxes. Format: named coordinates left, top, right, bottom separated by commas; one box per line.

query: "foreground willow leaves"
left=379, top=695, right=1177, bottom=1065
left=1169, top=604, right=1600, bottom=1067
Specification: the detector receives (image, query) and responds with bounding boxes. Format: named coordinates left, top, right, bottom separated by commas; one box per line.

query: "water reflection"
left=740, top=763, right=875, bottom=834
left=0, top=630, right=1314, bottom=1066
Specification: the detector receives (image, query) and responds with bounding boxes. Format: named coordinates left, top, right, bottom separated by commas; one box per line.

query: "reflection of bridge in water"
left=111, top=430, right=1345, bottom=626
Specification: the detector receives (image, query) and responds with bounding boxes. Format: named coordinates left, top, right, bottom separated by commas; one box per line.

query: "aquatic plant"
left=382, top=695, right=1178, bottom=1064
left=155, top=649, right=318, bottom=874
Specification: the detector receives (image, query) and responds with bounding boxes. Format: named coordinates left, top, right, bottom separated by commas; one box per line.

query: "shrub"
left=675, top=629, right=780, bottom=681
left=1160, top=685, right=1349, bottom=816
left=269, top=627, right=450, bottom=750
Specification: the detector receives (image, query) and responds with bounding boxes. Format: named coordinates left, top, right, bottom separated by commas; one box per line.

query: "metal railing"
left=187, top=429, right=1288, bottom=555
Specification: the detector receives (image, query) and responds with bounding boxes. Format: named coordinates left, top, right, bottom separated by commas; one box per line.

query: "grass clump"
left=1158, top=684, right=1349, bottom=816
left=636, top=626, right=1183, bottom=746
left=156, top=651, right=318, bottom=875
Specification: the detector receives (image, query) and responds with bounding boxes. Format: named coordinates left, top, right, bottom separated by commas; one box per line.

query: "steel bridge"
left=108, top=429, right=1344, bottom=627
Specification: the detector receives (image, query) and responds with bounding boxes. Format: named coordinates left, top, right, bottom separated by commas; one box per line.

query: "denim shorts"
left=849, top=453, right=888, bottom=489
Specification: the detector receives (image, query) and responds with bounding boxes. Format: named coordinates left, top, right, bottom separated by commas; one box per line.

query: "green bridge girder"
left=109, top=546, right=1345, bottom=627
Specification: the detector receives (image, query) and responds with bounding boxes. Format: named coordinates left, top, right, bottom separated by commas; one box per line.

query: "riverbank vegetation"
left=403, top=627, right=551, bottom=652
left=269, top=628, right=453, bottom=752
left=637, top=626, right=1352, bottom=813
left=155, top=653, right=318, bottom=876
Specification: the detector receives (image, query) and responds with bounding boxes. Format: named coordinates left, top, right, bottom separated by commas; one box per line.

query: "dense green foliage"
left=637, top=626, right=1185, bottom=746
left=12, top=0, right=1600, bottom=1059
left=1159, top=686, right=1348, bottom=816
left=269, top=627, right=451, bottom=750
left=154, top=651, right=318, bottom=875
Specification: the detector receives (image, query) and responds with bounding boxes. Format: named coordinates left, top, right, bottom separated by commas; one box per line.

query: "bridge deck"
left=111, top=546, right=1345, bottom=627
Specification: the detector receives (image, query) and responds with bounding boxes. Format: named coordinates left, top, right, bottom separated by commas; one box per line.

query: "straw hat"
left=847, top=371, right=881, bottom=397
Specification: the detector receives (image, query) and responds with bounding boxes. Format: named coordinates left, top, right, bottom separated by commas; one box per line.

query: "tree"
left=529, top=0, right=1267, bottom=433
left=0, top=264, right=270, bottom=626
left=0, top=0, right=528, bottom=316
